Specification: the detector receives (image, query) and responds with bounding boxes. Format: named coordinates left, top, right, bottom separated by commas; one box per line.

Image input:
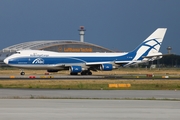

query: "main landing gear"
left=70, top=72, right=78, bottom=75
left=70, top=70, right=92, bottom=75
left=81, top=70, right=92, bottom=75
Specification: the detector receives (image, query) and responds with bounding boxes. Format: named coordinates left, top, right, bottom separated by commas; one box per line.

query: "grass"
left=0, top=80, right=180, bottom=90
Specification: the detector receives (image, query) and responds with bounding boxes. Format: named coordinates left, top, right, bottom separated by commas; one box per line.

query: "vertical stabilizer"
left=129, top=28, right=167, bottom=60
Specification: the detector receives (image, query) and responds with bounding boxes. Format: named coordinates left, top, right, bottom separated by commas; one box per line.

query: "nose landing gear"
left=20, top=70, right=25, bottom=75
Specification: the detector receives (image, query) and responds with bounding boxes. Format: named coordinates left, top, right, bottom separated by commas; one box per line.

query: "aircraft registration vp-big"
left=4, top=28, right=167, bottom=75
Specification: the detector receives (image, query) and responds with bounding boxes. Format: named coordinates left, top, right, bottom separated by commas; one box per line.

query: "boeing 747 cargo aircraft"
left=4, top=28, right=167, bottom=75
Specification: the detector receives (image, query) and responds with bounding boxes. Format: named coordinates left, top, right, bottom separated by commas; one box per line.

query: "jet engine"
left=100, top=64, right=113, bottom=71
left=70, top=66, right=82, bottom=73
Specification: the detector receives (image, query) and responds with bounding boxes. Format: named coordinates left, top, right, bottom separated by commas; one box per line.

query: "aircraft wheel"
left=81, top=71, right=86, bottom=75
left=81, top=71, right=92, bottom=75
left=88, top=71, right=92, bottom=75
left=70, top=72, right=78, bottom=75
left=20, top=72, right=25, bottom=75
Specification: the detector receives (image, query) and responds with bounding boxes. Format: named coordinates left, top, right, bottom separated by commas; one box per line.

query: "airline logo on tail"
left=139, top=38, right=162, bottom=52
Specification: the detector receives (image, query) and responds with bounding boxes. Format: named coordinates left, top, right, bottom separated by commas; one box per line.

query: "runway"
left=1, top=89, right=180, bottom=99
left=0, top=99, right=180, bottom=120
left=1, top=89, right=180, bottom=120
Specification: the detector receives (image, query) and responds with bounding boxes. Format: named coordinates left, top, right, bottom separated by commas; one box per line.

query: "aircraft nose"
left=3, top=58, right=9, bottom=64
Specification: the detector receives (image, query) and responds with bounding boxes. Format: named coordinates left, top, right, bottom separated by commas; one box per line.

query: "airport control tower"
left=78, top=26, right=85, bottom=42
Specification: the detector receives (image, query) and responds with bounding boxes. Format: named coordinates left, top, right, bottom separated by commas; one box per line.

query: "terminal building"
left=0, top=26, right=114, bottom=65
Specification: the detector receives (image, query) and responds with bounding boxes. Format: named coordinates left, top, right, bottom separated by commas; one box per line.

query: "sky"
left=0, top=0, right=180, bottom=54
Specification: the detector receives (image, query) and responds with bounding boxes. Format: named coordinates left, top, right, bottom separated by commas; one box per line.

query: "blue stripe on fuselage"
left=8, top=54, right=139, bottom=65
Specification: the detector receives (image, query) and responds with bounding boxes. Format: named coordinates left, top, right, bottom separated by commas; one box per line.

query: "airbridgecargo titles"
left=30, top=53, right=49, bottom=57
left=4, top=28, right=167, bottom=75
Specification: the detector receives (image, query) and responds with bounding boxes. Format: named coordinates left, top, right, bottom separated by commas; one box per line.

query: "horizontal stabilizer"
left=143, top=53, right=173, bottom=58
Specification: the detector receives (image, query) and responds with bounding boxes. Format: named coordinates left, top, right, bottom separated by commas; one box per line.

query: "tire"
left=20, top=72, right=25, bottom=75
left=81, top=71, right=85, bottom=75
left=81, top=71, right=92, bottom=75
left=70, top=72, right=78, bottom=75
left=88, top=71, right=92, bottom=75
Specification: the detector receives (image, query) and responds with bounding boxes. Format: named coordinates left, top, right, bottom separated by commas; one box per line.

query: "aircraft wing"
left=86, top=61, right=132, bottom=67
left=86, top=62, right=114, bottom=66
left=86, top=60, right=133, bottom=65
left=115, top=61, right=139, bottom=67
left=49, top=64, right=65, bottom=67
